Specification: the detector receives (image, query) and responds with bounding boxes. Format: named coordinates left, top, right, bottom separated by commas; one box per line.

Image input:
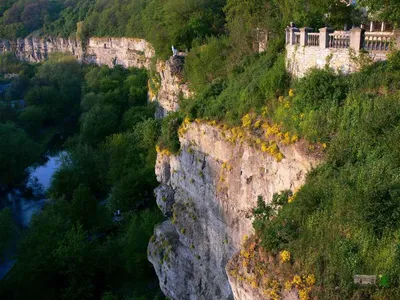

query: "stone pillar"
left=287, top=27, right=299, bottom=45
left=319, top=27, right=333, bottom=49
left=300, top=27, right=313, bottom=46
left=350, top=27, right=365, bottom=52
left=285, top=27, right=290, bottom=44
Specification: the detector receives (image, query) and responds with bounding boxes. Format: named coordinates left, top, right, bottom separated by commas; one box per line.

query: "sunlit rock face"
left=0, top=37, right=154, bottom=68
left=154, top=56, right=191, bottom=118
left=148, top=122, right=319, bottom=300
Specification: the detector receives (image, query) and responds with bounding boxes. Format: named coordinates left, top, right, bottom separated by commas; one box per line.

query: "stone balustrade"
left=286, top=25, right=400, bottom=52
left=285, top=24, right=400, bottom=77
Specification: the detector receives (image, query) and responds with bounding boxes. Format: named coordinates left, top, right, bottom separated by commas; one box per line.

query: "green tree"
left=26, top=54, right=83, bottom=126
left=49, top=144, right=108, bottom=201
left=0, top=122, right=41, bottom=185
left=53, top=224, right=95, bottom=299
left=105, top=119, right=159, bottom=211
left=120, top=209, right=163, bottom=276
left=70, top=185, right=98, bottom=230
left=18, top=105, right=46, bottom=137
left=80, top=104, right=119, bottom=145
left=0, top=208, right=17, bottom=262
left=2, top=200, right=71, bottom=299
left=184, top=36, right=229, bottom=93
left=359, top=0, right=400, bottom=23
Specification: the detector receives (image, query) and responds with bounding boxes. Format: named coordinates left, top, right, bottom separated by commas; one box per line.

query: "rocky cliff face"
left=148, top=121, right=319, bottom=299
left=0, top=36, right=154, bottom=68
left=154, top=56, right=192, bottom=117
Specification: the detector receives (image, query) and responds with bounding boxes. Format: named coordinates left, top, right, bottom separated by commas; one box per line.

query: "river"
left=0, top=152, right=64, bottom=279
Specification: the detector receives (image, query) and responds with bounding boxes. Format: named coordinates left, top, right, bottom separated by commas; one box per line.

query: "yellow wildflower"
left=289, top=89, right=295, bottom=97
left=242, top=235, right=249, bottom=244
left=254, top=119, right=261, bottom=129
left=261, top=142, right=269, bottom=153
left=298, top=288, right=310, bottom=300
left=275, top=152, right=284, bottom=162
left=291, top=135, right=299, bottom=143
left=292, top=275, right=302, bottom=286
left=305, top=274, right=316, bottom=286
left=280, top=250, right=291, bottom=263
left=241, top=114, right=252, bottom=128
left=284, top=280, right=293, bottom=291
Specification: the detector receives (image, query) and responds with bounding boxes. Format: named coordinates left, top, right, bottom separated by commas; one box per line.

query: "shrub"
left=159, top=112, right=183, bottom=154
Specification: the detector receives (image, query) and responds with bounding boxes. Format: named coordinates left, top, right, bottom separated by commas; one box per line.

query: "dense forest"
left=1, top=0, right=400, bottom=299
left=0, top=54, right=164, bottom=299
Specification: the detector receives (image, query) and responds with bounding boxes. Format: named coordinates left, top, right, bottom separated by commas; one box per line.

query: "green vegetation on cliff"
left=248, top=54, right=400, bottom=299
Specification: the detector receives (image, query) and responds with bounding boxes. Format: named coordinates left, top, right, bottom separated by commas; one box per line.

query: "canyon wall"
left=0, top=36, right=154, bottom=69
left=148, top=121, right=319, bottom=299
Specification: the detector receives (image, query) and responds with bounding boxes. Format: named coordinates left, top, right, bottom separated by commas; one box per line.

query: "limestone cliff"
left=154, top=56, right=191, bottom=117
left=148, top=121, right=319, bottom=299
left=0, top=36, right=154, bottom=68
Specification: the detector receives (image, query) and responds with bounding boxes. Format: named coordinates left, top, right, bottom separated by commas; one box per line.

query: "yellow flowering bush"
left=291, top=135, right=299, bottom=143
left=292, top=275, right=302, bottom=286
left=298, top=288, right=310, bottom=300
left=279, top=250, right=291, bottom=263
left=305, top=274, right=315, bottom=286
left=178, top=117, right=192, bottom=137
left=156, top=145, right=172, bottom=156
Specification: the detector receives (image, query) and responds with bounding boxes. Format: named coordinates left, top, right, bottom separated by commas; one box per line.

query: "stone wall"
left=286, top=44, right=388, bottom=77
left=148, top=122, right=319, bottom=300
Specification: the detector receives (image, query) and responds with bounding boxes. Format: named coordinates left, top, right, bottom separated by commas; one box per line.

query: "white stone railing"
left=307, top=33, right=320, bottom=46
left=286, top=25, right=400, bottom=53
left=329, top=31, right=350, bottom=48
left=364, top=32, right=394, bottom=51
